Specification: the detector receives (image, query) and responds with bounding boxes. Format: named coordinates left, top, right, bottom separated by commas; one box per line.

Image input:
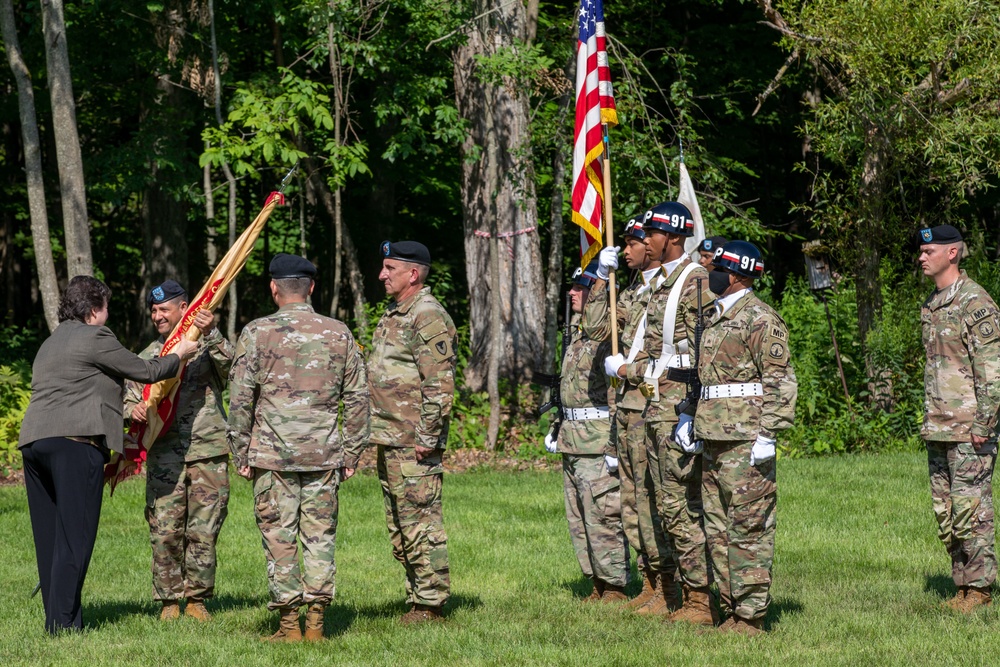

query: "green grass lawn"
left=2, top=451, right=1000, bottom=666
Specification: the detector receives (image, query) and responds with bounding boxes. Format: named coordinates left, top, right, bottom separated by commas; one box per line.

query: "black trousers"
left=22, top=437, right=107, bottom=634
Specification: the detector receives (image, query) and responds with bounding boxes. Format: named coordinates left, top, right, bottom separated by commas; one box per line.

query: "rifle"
left=675, top=277, right=705, bottom=418
left=537, top=294, right=573, bottom=438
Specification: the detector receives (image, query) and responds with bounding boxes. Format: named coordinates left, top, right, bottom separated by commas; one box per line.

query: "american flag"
left=571, top=0, right=617, bottom=269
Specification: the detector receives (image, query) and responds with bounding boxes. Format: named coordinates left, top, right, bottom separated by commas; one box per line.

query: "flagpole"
left=601, top=124, right=619, bottom=358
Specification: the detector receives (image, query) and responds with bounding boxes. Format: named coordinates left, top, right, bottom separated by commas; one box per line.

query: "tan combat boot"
left=160, top=601, right=180, bottom=621
left=304, top=604, right=325, bottom=641
left=726, top=617, right=765, bottom=636
left=263, top=607, right=302, bottom=642
left=600, top=584, right=628, bottom=603
left=184, top=599, right=211, bottom=622
left=627, top=570, right=659, bottom=609
left=583, top=579, right=605, bottom=602
left=400, top=603, right=444, bottom=624
left=665, top=585, right=716, bottom=626
left=636, top=572, right=674, bottom=617
left=957, top=587, right=992, bottom=613
left=942, top=587, right=966, bottom=611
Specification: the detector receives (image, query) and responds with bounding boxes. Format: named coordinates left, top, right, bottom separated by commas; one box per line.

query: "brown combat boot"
left=263, top=607, right=302, bottom=643
left=626, top=570, right=659, bottom=609
left=184, top=599, right=211, bottom=622
left=725, top=617, right=765, bottom=636
left=400, top=603, right=444, bottom=624
left=304, top=604, right=325, bottom=641
left=600, top=584, right=628, bottom=603
left=636, top=572, right=675, bottom=617
left=160, top=601, right=180, bottom=621
left=665, top=585, right=716, bottom=626
left=957, top=587, right=992, bottom=613
left=583, top=579, right=605, bottom=602
left=942, top=587, right=967, bottom=611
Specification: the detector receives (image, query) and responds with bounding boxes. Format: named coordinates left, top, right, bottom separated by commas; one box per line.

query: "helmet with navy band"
left=571, top=260, right=600, bottom=287
left=623, top=216, right=646, bottom=241
left=642, top=201, right=695, bottom=237
left=712, top=240, right=764, bottom=278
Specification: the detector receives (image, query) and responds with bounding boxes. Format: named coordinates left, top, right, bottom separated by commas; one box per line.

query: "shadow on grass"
left=562, top=576, right=595, bottom=600
left=923, top=574, right=957, bottom=600
left=347, top=592, right=483, bottom=622
left=84, top=593, right=268, bottom=628
left=764, top=597, right=804, bottom=630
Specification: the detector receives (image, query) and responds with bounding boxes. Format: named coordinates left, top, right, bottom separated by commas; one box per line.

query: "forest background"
left=3, top=0, right=1000, bottom=474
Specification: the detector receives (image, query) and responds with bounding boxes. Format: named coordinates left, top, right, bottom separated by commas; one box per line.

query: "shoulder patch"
left=769, top=342, right=786, bottom=359
left=424, top=331, right=454, bottom=362
left=979, top=321, right=996, bottom=339
left=971, top=307, right=990, bottom=322
left=770, top=325, right=787, bottom=342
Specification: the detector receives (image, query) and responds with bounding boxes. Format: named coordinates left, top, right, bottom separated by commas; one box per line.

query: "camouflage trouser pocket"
left=253, top=470, right=277, bottom=520
left=590, top=475, right=621, bottom=522
left=400, top=460, right=444, bottom=509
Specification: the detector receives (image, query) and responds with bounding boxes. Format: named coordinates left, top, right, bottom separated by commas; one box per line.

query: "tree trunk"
left=203, top=153, right=218, bottom=267
left=1, top=0, right=59, bottom=331
left=453, top=0, right=546, bottom=391
left=40, top=0, right=91, bottom=278
left=542, top=56, right=575, bottom=374
left=328, top=20, right=344, bottom=317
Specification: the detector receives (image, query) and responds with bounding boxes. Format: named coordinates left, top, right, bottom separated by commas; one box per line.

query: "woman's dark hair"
left=58, top=275, right=112, bottom=323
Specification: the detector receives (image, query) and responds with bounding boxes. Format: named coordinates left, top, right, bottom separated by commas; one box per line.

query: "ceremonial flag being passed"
left=571, top=0, right=617, bottom=268
left=678, top=161, right=707, bottom=259
left=104, top=170, right=294, bottom=493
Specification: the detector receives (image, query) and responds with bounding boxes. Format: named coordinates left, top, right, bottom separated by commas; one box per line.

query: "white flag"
left=678, top=162, right=706, bottom=260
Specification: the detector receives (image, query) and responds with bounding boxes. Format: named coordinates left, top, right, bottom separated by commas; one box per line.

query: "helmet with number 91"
left=641, top=201, right=695, bottom=237
left=712, top=240, right=764, bottom=278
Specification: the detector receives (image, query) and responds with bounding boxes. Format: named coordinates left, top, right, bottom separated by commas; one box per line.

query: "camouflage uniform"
left=124, top=328, right=233, bottom=603
left=921, top=271, right=1000, bottom=590
left=582, top=276, right=672, bottom=579
left=694, top=290, right=797, bottom=621
left=620, top=258, right=713, bottom=591
left=558, top=312, right=628, bottom=589
left=368, top=286, right=456, bottom=608
left=228, top=302, right=369, bottom=611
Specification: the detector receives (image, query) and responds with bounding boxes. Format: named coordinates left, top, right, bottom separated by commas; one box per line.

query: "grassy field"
left=2, top=451, right=1000, bottom=666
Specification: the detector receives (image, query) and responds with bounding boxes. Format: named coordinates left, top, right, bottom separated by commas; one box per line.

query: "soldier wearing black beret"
left=697, top=236, right=728, bottom=269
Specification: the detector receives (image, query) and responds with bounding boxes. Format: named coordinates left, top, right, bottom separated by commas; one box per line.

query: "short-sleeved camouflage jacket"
left=622, top=258, right=713, bottom=424
left=582, top=276, right=656, bottom=411
left=124, top=328, right=233, bottom=463
left=921, top=271, right=1000, bottom=441
left=227, top=302, right=370, bottom=471
left=368, top=286, right=457, bottom=450
left=559, top=314, right=614, bottom=456
left=694, top=291, right=797, bottom=441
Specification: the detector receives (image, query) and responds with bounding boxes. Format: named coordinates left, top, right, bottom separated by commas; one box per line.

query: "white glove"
left=596, top=246, right=620, bottom=280
left=604, top=353, right=626, bottom=378
left=750, top=434, right=776, bottom=466
left=544, top=429, right=558, bottom=454
left=673, top=413, right=696, bottom=452
left=604, top=455, right=619, bottom=472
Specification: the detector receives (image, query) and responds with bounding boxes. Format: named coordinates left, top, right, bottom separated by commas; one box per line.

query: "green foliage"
left=0, top=363, right=30, bottom=475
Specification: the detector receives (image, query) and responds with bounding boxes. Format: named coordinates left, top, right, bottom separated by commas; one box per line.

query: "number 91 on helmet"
left=712, top=240, right=764, bottom=278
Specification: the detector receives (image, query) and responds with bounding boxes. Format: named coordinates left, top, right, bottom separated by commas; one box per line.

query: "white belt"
left=700, top=383, right=763, bottom=399
left=663, top=354, right=691, bottom=369
left=563, top=406, right=610, bottom=421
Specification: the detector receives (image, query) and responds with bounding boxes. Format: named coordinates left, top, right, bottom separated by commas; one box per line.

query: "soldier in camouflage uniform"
left=605, top=201, right=714, bottom=625
left=124, top=280, right=233, bottom=622
left=369, top=240, right=456, bottom=623
left=917, top=224, right=1000, bottom=613
left=582, top=216, right=674, bottom=613
left=694, top=241, right=797, bottom=636
left=555, top=261, right=628, bottom=601
left=228, top=254, right=370, bottom=642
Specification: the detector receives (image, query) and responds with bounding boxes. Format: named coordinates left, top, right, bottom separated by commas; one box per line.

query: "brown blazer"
left=18, top=320, right=181, bottom=454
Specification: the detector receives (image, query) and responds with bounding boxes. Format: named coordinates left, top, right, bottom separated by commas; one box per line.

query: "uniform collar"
left=662, top=255, right=686, bottom=280
left=715, top=289, right=754, bottom=321
left=927, top=270, right=968, bottom=310
left=278, top=301, right=315, bottom=314
left=390, top=285, right=431, bottom=315
left=717, top=288, right=752, bottom=317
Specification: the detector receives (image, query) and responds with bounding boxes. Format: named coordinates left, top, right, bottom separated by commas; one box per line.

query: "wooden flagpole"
left=601, top=125, right=619, bottom=358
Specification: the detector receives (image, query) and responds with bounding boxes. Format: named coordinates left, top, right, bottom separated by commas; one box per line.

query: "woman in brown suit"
left=18, top=275, right=198, bottom=634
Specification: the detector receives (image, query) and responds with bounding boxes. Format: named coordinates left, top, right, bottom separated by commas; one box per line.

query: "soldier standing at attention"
left=582, top=217, right=674, bottom=613
left=605, top=201, right=714, bottom=625
left=369, top=240, right=457, bottom=623
left=551, top=261, right=629, bottom=602
left=917, top=225, right=1000, bottom=613
left=695, top=241, right=797, bottom=635
left=228, top=254, right=369, bottom=642
left=697, top=236, right=728, bottom=269
left=125, top=280, right=233, bottom=622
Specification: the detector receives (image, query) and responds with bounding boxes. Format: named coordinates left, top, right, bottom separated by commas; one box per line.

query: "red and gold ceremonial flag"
left=571, top=0, right=617, bottom=269
left=104, top=189, right=287, bottom=493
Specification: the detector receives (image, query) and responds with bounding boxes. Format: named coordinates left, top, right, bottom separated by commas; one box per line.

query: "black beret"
left=917, top=225, right=963, bottom=245
left=700, top=236, right=729, bottom=253
left=147, top=279, right=187, bottom=307
left=380, top=240, right=431, bottom=266
left=269, top=253, right=316, bottom=279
